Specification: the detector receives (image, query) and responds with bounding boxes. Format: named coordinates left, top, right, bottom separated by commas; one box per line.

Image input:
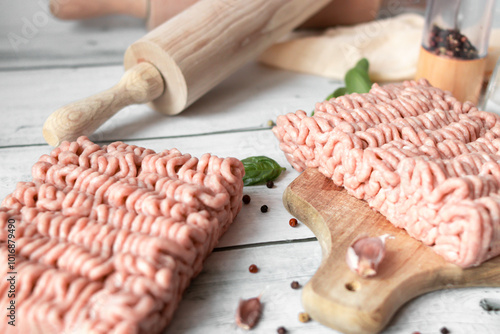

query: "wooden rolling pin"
left=49, top=0, right=378, bottom=30
left=43, top=0, right=331, bottom=146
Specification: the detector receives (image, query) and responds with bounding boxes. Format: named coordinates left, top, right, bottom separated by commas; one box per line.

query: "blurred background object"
left=49, top=0, right=383, bottom=30
left=299, top=0, right=382, bottom=28
left=258, top=13, right=425, bottom=82
left=46, top=0, right=500, bottom=105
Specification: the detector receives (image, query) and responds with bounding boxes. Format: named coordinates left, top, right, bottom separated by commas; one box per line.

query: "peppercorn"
left=298, top=312, right=311, bottom=323
left=291, top=281, right=300, bottom=289
left=427, top=24, right=478, bottom=60
left=260, top=205, right=268, bottom=213
left=277, top=326, right=287, bottom=334
left=248, top=264, right=258, bottom=273
left=440, top=327, right=450, bottom=334
left=242, top=194, right=251, bottom=204
left=289, top=218, right=298, bottom=227
left=266, top=180, right=274, bottom=188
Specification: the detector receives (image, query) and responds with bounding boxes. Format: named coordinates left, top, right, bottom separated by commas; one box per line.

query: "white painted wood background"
left=1, top=1, right=499, bottom=333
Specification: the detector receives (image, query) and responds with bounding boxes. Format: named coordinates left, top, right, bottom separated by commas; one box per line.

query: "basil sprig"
left=242, top=156, right=286, bottom=186
left=330, top=87, right=347, bottom=99
left=345, top=58, right=372, bottom=94
left=312, top=58, right=372, bottom=116
left=335, top=57, right=372, bottom=97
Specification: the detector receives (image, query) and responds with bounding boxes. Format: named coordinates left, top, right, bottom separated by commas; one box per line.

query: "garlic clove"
left=346, top=234, right=393, bottom=278
left=235, top=296, right=262, bottom=330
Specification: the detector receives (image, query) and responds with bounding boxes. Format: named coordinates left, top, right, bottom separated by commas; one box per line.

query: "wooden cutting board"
left=282, top=168, right=500, bottom=334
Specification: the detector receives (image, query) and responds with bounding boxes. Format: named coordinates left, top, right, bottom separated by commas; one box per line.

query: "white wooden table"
left=1, top=1, right=499, bottom=333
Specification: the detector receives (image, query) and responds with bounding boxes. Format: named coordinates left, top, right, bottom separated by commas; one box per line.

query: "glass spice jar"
left=415, top=0, right=495, bottom=104
left=482, top=57, right=500, bottom=114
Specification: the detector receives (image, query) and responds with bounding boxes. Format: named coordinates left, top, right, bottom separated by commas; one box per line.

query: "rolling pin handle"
left=42, top=62, right=164, bottom=147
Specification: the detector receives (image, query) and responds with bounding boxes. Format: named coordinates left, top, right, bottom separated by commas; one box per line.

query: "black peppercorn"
left=266, top=180, right=274, bottom=188
left=277, top=326, right=287, bottom=334
left=291, top=281, right=300, bottom=289
left=242, top=194, right=251, bottom=204
left=427, top=24, right=478, bottom=60
left=260, top=205, right=268, bottom=213
left=440, top=327, right=450, bottom=334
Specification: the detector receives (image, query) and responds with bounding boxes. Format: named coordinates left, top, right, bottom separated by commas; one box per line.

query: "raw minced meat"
left=273, top=79, right=500, bottom=268
left=0, top=136, right=244, bottom=334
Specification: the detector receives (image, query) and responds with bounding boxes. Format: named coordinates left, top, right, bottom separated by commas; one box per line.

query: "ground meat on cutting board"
left=0, top=136, right=244, bottom=334
left=273, top=79, right=500, bottom=268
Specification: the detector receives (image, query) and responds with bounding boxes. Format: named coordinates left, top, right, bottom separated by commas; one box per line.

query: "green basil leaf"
left=242, top=156, right=286, bottom=186
left=354, top=58, right=369, bottom=72
left=312, top=87, right=347, bottom=116
left=345, top=67, right=372, bottom=94
left=332, top=87, right=347, bottom=98
left=319, top=58, right=371, bottom=107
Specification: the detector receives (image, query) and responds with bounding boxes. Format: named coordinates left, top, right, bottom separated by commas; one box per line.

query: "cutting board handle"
left=42, top=62, right=164, bottom=146
left=283, top=168, right=500, bottom=334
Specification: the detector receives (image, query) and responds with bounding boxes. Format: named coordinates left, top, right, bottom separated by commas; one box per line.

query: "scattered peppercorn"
left=291, top=281, right=300, bottom=289
left=248, top=264, right=258, bottom=273
left=298, top=312, right=311, bottom=323
left=260, top=205, right=268, bottom=213
left=440, top=327, right=450, bottom=334
left=266, top=180, right=274, bottom=188
left=277, top=326, right=287, bottom=334
left=412, top=332, right=421, bottom=334
left=289, top=218, right=298, bottom=227
left=242, top=194, right=251, bottom=204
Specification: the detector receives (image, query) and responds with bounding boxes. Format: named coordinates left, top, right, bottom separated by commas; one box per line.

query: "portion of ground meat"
left=0, top=136, right=244, bottom=334
left=273, top=79, right=500, bottom=268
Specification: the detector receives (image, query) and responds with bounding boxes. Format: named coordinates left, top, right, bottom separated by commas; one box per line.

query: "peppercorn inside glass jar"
left=415, top=0, right=495, bottom=104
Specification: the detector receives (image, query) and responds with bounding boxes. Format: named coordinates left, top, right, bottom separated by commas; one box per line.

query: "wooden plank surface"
left=0, top=0, right=145, bottom=70
left=0, top=63, right=336, bottom=147
left=169, top=241, right=500, bottom=334
left=1, top=1, right=499, bottom=333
